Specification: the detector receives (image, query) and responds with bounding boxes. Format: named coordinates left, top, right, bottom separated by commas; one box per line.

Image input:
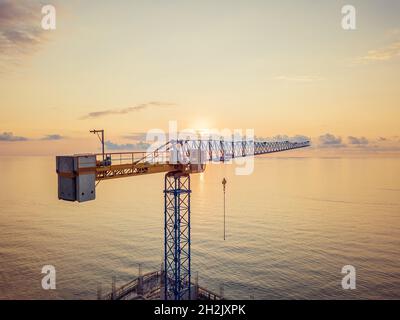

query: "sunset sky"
left=0, top=0, right=399, bottom=156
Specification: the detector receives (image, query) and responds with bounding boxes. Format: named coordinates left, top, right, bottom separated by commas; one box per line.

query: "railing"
left=95, top=151, right=166, bottom=167
left=102, top=270, right=224, bottom=300
left=197, top=286, right=224, bottom=300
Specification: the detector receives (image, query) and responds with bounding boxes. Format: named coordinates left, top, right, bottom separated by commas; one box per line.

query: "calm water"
left=0, top=156, right=399, bottom=300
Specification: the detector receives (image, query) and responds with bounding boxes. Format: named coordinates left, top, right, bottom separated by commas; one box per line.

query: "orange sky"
left=0, top=0, right=399, bottom=156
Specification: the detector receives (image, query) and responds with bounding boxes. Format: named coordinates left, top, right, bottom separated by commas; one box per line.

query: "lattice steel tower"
left=164, top=172, right=191, bottom=300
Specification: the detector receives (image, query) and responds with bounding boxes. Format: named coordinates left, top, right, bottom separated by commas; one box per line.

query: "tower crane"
left=56, top=132, right=310, bottom=300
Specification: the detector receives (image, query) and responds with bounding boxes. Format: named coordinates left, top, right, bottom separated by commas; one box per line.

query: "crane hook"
left=222, top=178, right=227, bottom=240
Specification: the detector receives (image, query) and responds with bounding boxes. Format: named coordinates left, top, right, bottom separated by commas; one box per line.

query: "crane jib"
left=56, top=139, right=310, bottom=203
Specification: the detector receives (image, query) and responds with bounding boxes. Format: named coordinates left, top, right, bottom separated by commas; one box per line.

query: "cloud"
left=41, top=134, right=65, bottom=141
left=271, top=134, right=309, bottom=142
left=123, top=132, right=149, bottom=141
left=105, top=140, right=150, bottom=151
left=0, top=131, right=28, bottom=141
left=348, top=136, right=369, bottom=145
left=81, top=102, right=175, bottom=119
left=291, top=135, right=311, bottom=142
left=0, top=1, right=35, bottom=29
left=357, top=41, right=400, bottom=63
left=0, top=132, right=67, bottom=142
left=269, top=134, right=290, bottom=141
left=255, top=134, right=310, bottom=143
left=318, top=133, right=346, bottom=148
left=386, top=29, right=400, bottom=37
left=275, top=75, right=324, bottom=82
left=0, top=1, right=52, bottom=72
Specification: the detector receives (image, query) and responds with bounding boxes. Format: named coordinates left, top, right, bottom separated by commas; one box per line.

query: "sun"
left=190, top=118, right=213, bottom=132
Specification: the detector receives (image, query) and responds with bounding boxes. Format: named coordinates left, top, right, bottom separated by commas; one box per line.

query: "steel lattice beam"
left=92, top=139, right=310, bottom=181
left=151, top=139, right=310, bottom=164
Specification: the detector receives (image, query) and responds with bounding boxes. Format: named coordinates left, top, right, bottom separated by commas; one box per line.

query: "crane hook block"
left=222, top=178, right=227, bottom=192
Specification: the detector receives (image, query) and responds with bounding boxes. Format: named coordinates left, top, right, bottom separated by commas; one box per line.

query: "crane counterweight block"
left=56, top=155, right=97, bottom=202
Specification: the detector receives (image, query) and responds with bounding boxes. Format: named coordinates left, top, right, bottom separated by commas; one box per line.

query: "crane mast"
left=56, top=136, right=310, bottom=300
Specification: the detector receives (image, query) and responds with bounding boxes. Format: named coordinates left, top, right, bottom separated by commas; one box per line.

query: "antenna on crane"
left=222, top=177, right=227, bottom=240
left=90, top=129, right=105, bottom=162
